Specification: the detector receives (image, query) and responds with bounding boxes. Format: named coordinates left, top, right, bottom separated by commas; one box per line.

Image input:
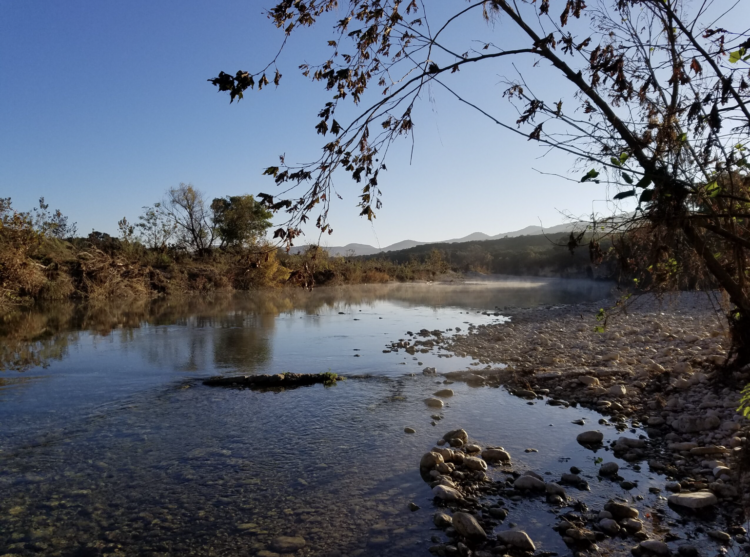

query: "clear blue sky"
left=2, top=1, right=742, bottom=248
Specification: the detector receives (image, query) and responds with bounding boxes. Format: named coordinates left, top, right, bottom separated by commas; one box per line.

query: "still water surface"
left=1, top=278, right=707, bottom=557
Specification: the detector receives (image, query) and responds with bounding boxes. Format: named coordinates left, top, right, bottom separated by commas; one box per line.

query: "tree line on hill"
left=1, top=186, right=627, bottom=310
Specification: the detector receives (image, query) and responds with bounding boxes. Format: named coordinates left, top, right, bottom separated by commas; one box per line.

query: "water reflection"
left=0, top=279, right=612, bottom=373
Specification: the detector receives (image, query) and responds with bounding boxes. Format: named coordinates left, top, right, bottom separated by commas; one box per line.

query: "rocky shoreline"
left=413, top=292, right=750, bottom=556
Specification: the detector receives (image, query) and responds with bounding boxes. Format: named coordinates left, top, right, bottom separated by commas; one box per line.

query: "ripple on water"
left=0, top=375, right=731, bottom=556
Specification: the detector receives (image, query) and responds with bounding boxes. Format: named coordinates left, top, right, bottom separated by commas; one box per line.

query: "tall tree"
left=211, top=195, right=273, bottom=248
left=163, top=184, right=215, bottom=253
left=211, top=1, right=750, bottom=365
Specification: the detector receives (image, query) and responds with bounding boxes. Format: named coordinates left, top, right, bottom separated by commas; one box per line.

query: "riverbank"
left=415, top=292, right=750, bottom=555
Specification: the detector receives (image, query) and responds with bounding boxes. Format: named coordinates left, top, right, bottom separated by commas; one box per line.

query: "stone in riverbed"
left=577, top=430, right=604, bottom=445
left=463, top=456, right=487, bottom=471
left=434, top=389, right=454, bottom=398
left=579, top=375, right=600, bottom=386
left=420, top=452, right=444, bottom=471
left=425, top=398, right=444, bottom=408
left=707, top=530, right=731, bottom=543
left=608, top=384, right=627, bottom=397
left=599, top=518, right=620, bottom=535
left=639, top=540, right=670, bottom=556
left=452, top=512, right=487, bottom=541
left=432, top=485, right=463, bottom=502
left=489, top=507, right=508, bottom=520
left=599, top=462, right=619, bottom=476
left=481, top=448, right=511, bottom=462
left=443, top=429, right=468, bottom=443
left=545, top=482, right=566, bottom=497
left=673, top=415, right=720, bottom=433
left=623, top=518, right=643, bottom=532
left=271, top=536, right=306, bottom=553
left=434, top=513, right=453, bottom=528
left=667, top=491, right=717, bottom=509
left=498, top=530, right=535, bottom=551
left=605, top=501, right=639, bottom=519
left=690, top=445, right=728, bottom=455
left=513, top=475, right=545, bottom=491
left=404, top=427, right=416, bottom=434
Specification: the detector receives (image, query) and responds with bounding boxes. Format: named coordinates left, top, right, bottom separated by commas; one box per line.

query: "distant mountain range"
left=291, top=222, right=580, bottom=256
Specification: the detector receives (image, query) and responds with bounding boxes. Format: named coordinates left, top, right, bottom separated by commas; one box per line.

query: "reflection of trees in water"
left=0, top=279, right=612, bottom=371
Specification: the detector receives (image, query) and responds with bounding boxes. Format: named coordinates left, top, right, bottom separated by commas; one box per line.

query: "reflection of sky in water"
left=0, top=280, right=613, bottom=432
left=0, top=281, right=729, bottom=556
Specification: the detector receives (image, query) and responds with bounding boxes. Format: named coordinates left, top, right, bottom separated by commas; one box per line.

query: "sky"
left=2, top=1, right=746, bottom=248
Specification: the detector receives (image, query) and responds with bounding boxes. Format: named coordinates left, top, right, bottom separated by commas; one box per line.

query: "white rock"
left=579, top=375, right=600, bottom=386
left=668, top=491, right=717, bottom=509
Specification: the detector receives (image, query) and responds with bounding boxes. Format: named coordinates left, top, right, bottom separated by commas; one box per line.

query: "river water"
left=0, top=279, right=720, bottom=557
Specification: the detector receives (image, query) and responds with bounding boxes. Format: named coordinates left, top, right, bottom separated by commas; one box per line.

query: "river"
left=1, top=278, right=681, bottom=557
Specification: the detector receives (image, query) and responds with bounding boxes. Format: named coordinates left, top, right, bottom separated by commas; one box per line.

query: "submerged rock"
left=271, top=536, right=306, bottom=553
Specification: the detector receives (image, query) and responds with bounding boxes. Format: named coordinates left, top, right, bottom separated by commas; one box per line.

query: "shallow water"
left=0, top=279, right=732, bottom=556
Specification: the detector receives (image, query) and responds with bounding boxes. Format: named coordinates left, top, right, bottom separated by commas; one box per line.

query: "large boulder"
left=452, top=512, right=487, bottom=541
